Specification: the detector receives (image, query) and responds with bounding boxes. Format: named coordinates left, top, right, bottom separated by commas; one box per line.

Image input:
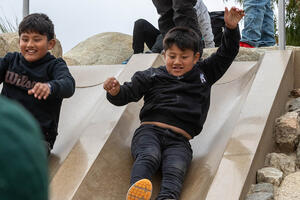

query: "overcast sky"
left=0, top=0, right=240, bottom=53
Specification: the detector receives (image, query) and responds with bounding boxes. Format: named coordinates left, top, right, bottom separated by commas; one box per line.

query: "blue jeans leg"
left=259, top=0, right=275, bottom=47
left=241, top=0, right=275, bottom=47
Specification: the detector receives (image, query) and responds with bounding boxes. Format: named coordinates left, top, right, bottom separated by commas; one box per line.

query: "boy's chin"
left=170, top=71, right=185, bottom=77
left=23, top=54, right=45, bottom=63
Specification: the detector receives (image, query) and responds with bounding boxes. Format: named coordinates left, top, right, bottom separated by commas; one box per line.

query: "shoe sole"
left=126, top=179, right=152, bottom=200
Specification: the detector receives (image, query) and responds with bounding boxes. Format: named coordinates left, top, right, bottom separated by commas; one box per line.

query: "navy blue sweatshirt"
left=107, top=27, right=240, bottom=138
left=0, top=52, right=75, bottom=145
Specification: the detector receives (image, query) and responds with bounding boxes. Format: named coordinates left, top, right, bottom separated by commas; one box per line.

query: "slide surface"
left=48, top=54, right=259, bottom=200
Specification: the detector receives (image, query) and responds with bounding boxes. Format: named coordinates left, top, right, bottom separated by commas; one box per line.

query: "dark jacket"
left=107, top=27, right=240, bottom=138
left=0, top=52, right=75, bottom=146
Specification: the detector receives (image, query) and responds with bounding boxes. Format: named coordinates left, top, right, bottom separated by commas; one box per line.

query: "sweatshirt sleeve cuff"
left=106, top=90, right=123, bottom=103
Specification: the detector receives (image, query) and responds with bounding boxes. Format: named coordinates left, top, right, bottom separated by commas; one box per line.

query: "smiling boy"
left=0, top=13, right=75, bottom=155
left=104, top=7, right=244, bottom=200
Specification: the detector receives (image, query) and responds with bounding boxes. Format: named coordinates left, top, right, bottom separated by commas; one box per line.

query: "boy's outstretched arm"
left=105, top=68, right=153, bottom=106
left=103, top=77, right=120, bottom=96
left=43, top=59, right=75, bottom=99
left=199, top=7, right=244, bottom=86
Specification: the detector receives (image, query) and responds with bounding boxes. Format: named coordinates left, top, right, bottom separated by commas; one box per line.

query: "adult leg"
left=241, top=0, right=269, bottom=47
left=172, top=0, right=201, bottom=37
left=132, top=19, right=161, bottom=54
left=152, top=0, right=175, bottom=36
left=259, top=0, right=275, bottom=47
left=130, top=125, right=162, bottom=185
left=172, top=0, right=203, bottom=55
left=156, top=130, right=193, bottom=200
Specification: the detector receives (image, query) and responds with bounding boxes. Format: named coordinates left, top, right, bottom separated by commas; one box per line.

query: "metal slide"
left=47, top=53, right=260, bottom=200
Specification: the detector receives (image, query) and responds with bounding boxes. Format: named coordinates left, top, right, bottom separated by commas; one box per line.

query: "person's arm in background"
left=194, top=0, right=215, bottom=48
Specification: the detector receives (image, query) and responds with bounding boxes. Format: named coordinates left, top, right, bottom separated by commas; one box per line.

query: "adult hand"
left=224, top=7, right=245, bottom=30
left=103, top=77, right=120, bottom=96
left=28, top=82, right=51, bottom=100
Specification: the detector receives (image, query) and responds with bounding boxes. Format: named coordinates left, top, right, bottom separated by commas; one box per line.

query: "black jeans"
left=131, top=124, right=193, bottom=200
left=152, top=0, right=200, bottom=37
left=132, top=19, right=163, bottom=54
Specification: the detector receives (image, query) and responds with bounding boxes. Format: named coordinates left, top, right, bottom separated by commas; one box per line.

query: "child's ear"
left=193, top=52, right=201, bottom=64
left=47, top=39, right=56, bottom=50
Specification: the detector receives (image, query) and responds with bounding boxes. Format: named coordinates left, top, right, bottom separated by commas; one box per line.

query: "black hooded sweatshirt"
left=0, top=52, right=75, bottom=146
left=107, top=27, right=240, bottom=139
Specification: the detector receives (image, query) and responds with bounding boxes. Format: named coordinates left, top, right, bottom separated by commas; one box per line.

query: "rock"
left=51, top=38, right=63, bottom=58
left=274, top=111, right=300, bottom=153
left=202, top=47, right=264, bottom=61
left=286, top=98, right=300, bottom=112
left=276, top=172, right=300, bottom=200
left=296, top=143, right=300, bottom=168
left=0, top=32, right=63, bottom=58
left=257, top=167, right=283, bottom=186
left=265, top=153, right=296, bottom=177
left=63, top=56, right=80, bottom=66
left=0, top=36, right=6, bottom=56
left=248, top=183, right=274, bottom=194
left=246, top=192, right=274, bottom=200
left=64, top=32, right=133, bottom=65
left=0, top=33, right=19, bottom=55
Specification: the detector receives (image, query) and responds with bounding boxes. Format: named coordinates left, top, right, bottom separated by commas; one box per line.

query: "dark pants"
left=152, top=0, right=201, bottom=37
left=131, top=124, right=193, bottom=200
left=152, top=0, right=203, bottom=56
left=132, top=19, right=163, bottom=54
left=42, top=128, right=57, bottom=149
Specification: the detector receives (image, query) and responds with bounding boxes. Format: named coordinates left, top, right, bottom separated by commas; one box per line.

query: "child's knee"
left=136, top=150, right=161, bottom=166
left=163, top=159, right=190, bottom=177
left=134, top=19, right=148, bottom=29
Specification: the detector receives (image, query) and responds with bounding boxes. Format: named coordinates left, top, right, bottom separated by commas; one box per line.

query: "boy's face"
left=164, top=44, right=200, bottom=77
left=19, top=32, right=56, bottom=63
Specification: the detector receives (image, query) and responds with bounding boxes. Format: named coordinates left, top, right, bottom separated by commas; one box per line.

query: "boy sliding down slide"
left=104, top=7, right=244, bottom=200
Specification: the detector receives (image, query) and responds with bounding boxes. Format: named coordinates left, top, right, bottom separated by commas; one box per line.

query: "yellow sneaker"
left=126, top=179, right=152, bottom=200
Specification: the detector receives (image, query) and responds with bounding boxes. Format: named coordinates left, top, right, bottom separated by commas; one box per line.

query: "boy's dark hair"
left=163, top=26, right=201, bottom=54
left=18, top=13, right=54, bottom=40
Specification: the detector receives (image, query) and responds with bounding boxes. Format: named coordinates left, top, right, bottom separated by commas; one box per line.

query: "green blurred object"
left=0, top=96, right=48, bottom=200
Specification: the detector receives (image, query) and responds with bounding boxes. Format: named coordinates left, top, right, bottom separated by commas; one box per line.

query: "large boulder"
left=264, top=153, right=296, bottom=177
left=274, top=110, right=300, bottom=153
left=257, top=167, right=283, bottom=186
left=0, top=32, right=62, bottom=58
left=63, top=32, right=133, bottom=66
left=276, top=172, right=300, bottom=200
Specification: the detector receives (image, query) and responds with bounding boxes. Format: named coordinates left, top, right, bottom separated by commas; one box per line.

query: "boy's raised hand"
left=28, top=82, right=51, bottom=100
left=103, top=77, right=120, bottom=96
left=224, top=7, right=245, bottom=30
